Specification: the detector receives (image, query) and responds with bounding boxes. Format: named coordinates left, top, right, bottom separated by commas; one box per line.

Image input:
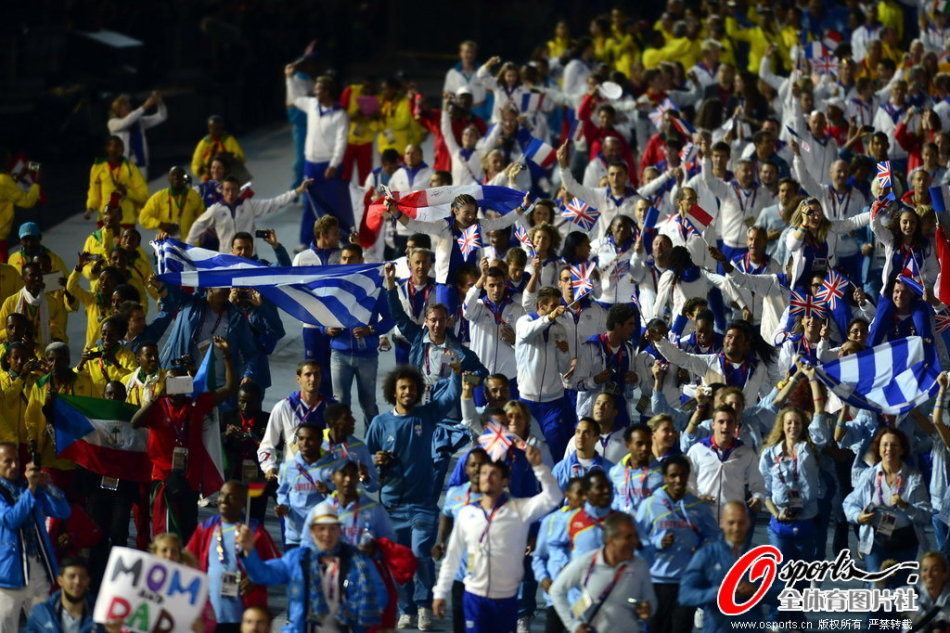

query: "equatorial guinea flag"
left=52, top=395, right=150, bottom=482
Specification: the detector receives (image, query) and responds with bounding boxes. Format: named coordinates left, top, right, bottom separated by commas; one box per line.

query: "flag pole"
left=245, top=492, right=251, bottom=525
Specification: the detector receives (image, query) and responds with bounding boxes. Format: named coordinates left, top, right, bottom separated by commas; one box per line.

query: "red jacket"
left=577, top=94, right=636, bottom=180
left=186, top=515, right=280, bottom=609
left=414, top=107, right=487, bottom=172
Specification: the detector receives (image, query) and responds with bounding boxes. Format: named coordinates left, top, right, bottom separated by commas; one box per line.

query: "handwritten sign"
left=93, top=547, right=209, bottom=633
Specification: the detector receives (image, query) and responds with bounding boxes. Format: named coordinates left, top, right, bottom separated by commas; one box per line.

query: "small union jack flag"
left=478, top=421, right=515, bottom=461
left=815, top=270, right=849, bottom=311
left=649, top=98, right=676, bottom=129
left=457, top=224, right=481, bottom=258
left=679, top=142, right=697, bottom=164
left=935, top=308, right=950, bottom=333
left=610, top=257, right=631, bottom=280
left=514, top=224, right=536, bottom=257
left=811, top=55, right=838, bottom=75
left=870, top=192, right=896, bottom=220
left=876, top=161, right=892, bottom=189
left=562, top=197, right=600, bottom=232
left=789, top=290, right=827, bottom=319
left=570, top=263, right=595, bottom=299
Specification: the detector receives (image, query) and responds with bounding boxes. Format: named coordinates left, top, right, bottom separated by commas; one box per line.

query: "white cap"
left=456, top=86, right=473, bottom=97
left=307, top=500, right=341, bottom=526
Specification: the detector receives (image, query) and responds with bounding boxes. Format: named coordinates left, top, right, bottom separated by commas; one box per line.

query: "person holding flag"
left=464, top=259, right=525, bottom=390
left=696, top=137, right=771, bottom=262
left=131, top=336, right=236, bottom=542
left=657, top=186, right=714, bottom=266
left=557, top=140, right=670, bottom=244
left=514, top=286, right=574, bottom=457
left=382, top=191, right=530, bottom=313
left=432, top=443, right=561, bottom=633
left=791, top=143, right=870, bottom=283
left=785, top=196, right=871, bottom=291
left=548, top=264, right=607, bottom=360
left=185, top=480, right=280, bottom=633
left=870, top=197, right=940, bottom=295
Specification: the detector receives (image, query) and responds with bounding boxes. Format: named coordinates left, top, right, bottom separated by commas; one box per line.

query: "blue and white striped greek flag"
left=152, top=238, right=383, bottom=328
left=809, top=336, right=940, bottom=415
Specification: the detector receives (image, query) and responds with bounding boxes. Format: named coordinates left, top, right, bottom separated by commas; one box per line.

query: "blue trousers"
left=330, top=350, right=379, bottom=430
left=301, top=160, right=354, bottom=245
left=523, top=396, right=576, bottom=458
left=287, top=107, right=307, bottom=189
left=390, top=505, right=438, bottom=614
left=302, top=327, right=334, bottom=398
left=462, top=591, right=518, bottom=633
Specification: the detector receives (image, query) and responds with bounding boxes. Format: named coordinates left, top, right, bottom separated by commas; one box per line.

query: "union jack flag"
left=478, top=421, right=515, bottom=461
left=789, top=290, right=827, bottom=319
left=562, top=198, right=600, bottom=232
left=457, top=224, right=481, bottom=258
left=935, top=308, right=950, bottom=333
left=610, top=257, right=631, bottom=280
left=870, top=192, right=896, bottom=220
left=514, top=224, right=536, bottom=257
left=815, top=270, right=849, bottom=310
left=570, top=263, right=595, bottom=299
left=679, top=142, right=697, bottom=163
left=649, top=99, right=676, bottom=129
left=876, top=161, right=892, bottom=189
left=811, top=55, right=838, bottom=75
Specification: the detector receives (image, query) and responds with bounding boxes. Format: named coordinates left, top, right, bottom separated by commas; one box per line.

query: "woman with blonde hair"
left=785, top=196, right=870, bottom=289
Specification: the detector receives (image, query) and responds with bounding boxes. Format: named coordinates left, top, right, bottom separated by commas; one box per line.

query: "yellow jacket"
left=726, top=18, right=788, bottom=73
left=547, top=36, right=571, bottom=60
left=25, top=371, right=97, bottom=470
left=76, top=345, right=136, bottom=394
left=191, top=134, right=246, bottom=182
left=643, top=38, right=700, bottom=69
left=0, top=263, right=22, bottom=303
left=0, top=289, right=67, bottom=345
left=0, top=175, right=39, bottom=240
left=0, top=372, right=32, bottom=444
left=377, top=97, right=416, bottom=154
left=79, top=228, right=118, bottom=279
left=342, top=84, right=378, bottom=146
left=877, top=0, right=905, bottom=41
left=86, top=159, right=149, bottom=226
left=8, top=248, right=67, bottom=278
left=611, top=34, right=640, bottom=74
left=139, top=188, right=203, bottom=240
left=66, top=270, right=107, bottom=348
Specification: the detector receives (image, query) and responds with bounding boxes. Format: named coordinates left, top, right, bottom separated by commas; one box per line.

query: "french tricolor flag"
left=523, top=137, right=557, bottom=168
left=362, top=185, right=526, bottom=245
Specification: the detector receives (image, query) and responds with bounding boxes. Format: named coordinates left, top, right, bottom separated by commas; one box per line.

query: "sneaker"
left=694, top=609, right=704, bottom=629
left=516, top=616, right=532, bottom=633
left=397, top=613, right=415, bottom=629
left=417, top=607, right=433, bottom=631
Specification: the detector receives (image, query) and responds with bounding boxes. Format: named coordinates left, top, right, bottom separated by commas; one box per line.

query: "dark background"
left=0, top=0, right=663, bottom=231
